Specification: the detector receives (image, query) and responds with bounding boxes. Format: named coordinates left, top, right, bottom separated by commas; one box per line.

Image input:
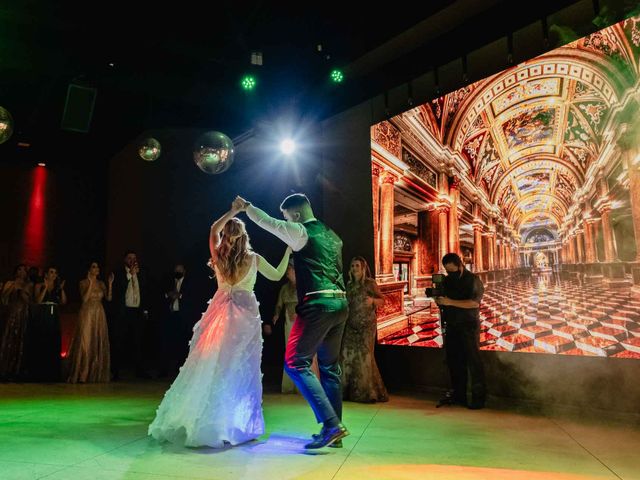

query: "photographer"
left=433, top=253, right=486, bottom=409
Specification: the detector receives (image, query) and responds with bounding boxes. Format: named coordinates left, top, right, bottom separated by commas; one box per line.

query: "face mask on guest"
left=174, top=272, right=184, bottom=279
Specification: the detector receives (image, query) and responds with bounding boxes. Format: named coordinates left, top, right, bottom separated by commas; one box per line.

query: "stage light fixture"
left=250, top=51, right=263, bottom=66
left=330, top=69, right=344, bottom=83
left=241, top=75, right=257, bottom=91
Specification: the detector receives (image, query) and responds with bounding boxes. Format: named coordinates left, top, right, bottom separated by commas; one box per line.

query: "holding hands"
left=232, top=196, right=250, bottom=214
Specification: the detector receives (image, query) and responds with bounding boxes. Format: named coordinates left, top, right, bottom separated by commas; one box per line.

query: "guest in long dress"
left=0, top=265, right=33, bottom=380
left=341, top=257, right=388, bottom=403
left=270, top=263, right=319, bottom=393
left=31, top=266, right=67, bottom=381
left=67, top=262, right=113, bottom=383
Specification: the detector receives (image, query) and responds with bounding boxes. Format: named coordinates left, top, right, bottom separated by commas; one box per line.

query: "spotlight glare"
left=280, top=139, right=296, bottom=155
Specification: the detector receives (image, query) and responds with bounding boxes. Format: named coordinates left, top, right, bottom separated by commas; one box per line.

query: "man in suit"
left=159, top=263, right=195, bottom=377
left=110, top=250, right=150, bottom=380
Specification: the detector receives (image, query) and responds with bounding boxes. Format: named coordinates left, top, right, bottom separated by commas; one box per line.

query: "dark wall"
left=106, top=126, right=327, bottom=291
left=321, top=105, right=376, bottom=271
left=0, top=161, right=107, bottom=303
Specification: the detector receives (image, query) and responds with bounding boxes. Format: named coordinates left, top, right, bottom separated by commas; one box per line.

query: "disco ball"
left=138, top=138, right=161, bottom=161
left=193, top=131, right=234, bottom=174
left=0, top=106, right=14, bottom=145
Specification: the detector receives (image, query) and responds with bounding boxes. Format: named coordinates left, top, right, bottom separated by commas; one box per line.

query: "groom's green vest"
left=292, top=220, right=346, bottom=304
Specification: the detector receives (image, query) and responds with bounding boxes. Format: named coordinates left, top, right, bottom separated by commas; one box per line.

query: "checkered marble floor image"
left=379, top=273, right=640, bottom=358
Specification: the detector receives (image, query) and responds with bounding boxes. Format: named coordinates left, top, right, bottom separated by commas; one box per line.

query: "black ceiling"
left=0, top=0, right=630, bottom=165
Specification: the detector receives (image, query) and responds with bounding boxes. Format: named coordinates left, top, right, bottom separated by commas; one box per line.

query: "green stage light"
left=241, top=75, right=257, bottom=91
left=330, top=69, right=344, bottom=83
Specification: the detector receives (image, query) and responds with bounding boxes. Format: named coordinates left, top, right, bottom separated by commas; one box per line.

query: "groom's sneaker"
left=304, top=424, right=349, bottom=449
left=312, top=434, right=343, bottom=448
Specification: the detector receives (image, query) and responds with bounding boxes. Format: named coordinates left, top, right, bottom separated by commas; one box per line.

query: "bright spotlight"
left=280, top=139, right=296, bottom=155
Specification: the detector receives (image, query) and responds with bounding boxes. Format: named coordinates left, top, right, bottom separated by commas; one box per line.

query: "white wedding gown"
left=148, top=254, right=264, bottom=447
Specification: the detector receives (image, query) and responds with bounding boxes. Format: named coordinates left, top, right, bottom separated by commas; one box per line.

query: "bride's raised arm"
left=257, top=247, right=292, bottom=281
left=209, top=204, right=241, bottom=263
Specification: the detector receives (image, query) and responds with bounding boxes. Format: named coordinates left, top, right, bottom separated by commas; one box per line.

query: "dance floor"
left=1, top=382, right=639, bottom=480
left=381, top=274, right=640, bottom=358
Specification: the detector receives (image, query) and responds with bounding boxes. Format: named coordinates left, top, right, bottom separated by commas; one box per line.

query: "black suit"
left=160, top=275, right=196, bottom=375
left=441, top=269, right=486, bottom=405
left=109, top=267, right=149, bottom=378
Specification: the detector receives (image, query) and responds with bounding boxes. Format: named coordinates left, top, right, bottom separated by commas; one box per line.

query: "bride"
left=148, top=203, right=291, bottom=448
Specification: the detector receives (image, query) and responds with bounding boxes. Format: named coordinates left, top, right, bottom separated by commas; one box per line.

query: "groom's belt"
left=303, top=291, right=346, bottom=301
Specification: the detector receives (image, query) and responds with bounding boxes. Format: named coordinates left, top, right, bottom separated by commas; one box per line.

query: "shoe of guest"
left=436, top=390, right=467, bottom=408
left=304, top=424, right=349, bottom=449
left=467, top=400, right=485, bottom=410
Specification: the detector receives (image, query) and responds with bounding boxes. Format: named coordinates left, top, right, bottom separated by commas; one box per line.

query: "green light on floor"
left=241, top=75, right=257, bottom=91
left=330, top=69, right=344, bottom=83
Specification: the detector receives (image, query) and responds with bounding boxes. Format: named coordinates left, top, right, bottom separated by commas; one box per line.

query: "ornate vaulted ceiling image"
left=411, top=16, right=640, bottom=243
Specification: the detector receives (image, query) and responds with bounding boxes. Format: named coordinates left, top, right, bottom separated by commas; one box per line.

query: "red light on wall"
left=22, top=166, right=47, bottom=267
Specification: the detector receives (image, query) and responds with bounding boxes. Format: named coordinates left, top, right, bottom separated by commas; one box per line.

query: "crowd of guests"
left=0, top=252, right=199, bottom=385
left=0, top=264, right=68, bottom=382
left=0, top=246, right=485, bottom=408
left=0, top=251, right=389, bottom=404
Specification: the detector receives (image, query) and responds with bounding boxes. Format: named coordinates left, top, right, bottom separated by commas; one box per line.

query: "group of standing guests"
left=0, top=252, right=203, bottom=385
left=0, top=252, right=152, bottom=384
left=0, top=262, right=112, bottom=384
left=1, top=250, right=389, bottom=401
left=270, top=256, right=388, bottom=403
left=0, top=265, right=68, bottom=382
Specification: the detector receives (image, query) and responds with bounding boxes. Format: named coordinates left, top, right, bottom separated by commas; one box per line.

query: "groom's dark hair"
left=280, top=193, right=310, bottom=211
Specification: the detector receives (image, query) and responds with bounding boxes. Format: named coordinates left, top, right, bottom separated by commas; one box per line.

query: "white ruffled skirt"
left=148, top=288, right=264, bottom=447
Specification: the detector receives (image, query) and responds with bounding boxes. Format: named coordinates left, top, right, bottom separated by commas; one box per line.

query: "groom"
left=234, top=194, right=349, bottom=449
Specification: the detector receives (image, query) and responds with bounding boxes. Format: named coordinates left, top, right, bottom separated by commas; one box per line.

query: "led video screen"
left=372, top=16, right=640, bottom=358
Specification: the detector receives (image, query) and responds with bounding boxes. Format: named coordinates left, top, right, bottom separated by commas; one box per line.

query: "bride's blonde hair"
left=216, top=218, right=252, bottom=282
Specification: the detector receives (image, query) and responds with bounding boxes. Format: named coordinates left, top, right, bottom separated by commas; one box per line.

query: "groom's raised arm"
left=246, top=204, right=308, bottom=251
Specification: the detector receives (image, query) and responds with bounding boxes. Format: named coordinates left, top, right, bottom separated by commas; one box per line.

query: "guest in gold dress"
left=67, top=261, right=113, bottom=383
